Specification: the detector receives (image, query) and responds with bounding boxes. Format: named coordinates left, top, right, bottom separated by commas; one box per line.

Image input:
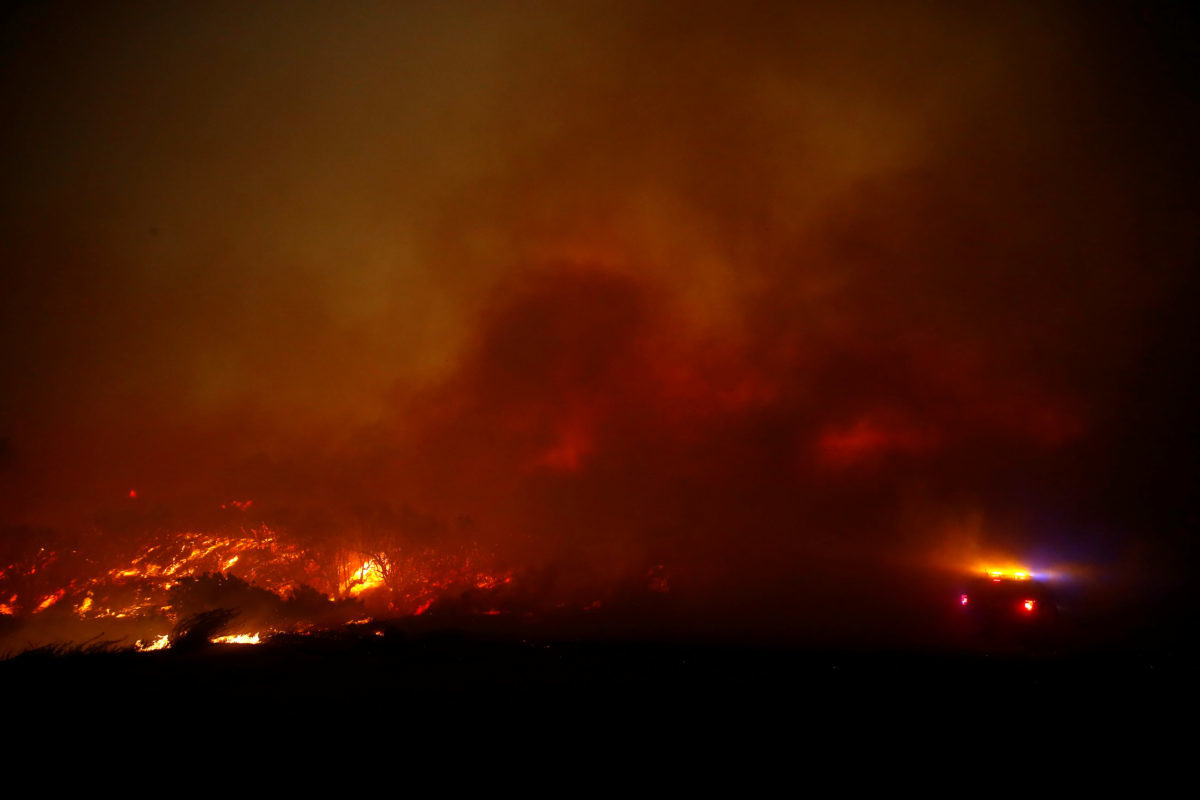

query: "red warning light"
left=960, top=594, right=969, bottom=606
left=1022, top=599, right=1035, bottom=612
left=128, top=490, right=137, bottom=499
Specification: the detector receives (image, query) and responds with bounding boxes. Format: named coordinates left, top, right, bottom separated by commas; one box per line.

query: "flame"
left=211, top=633, right=262, bottom=645
left=33, top=589, right=65, bottom=614
left=0, top=500, right=660, bottom=644
left=342, top=559, right=387, bottom=597
left=2, top=526, right=523, bottom=634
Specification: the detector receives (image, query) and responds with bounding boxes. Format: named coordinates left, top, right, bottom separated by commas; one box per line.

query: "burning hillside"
left=0, top=507, right=683, bottom=652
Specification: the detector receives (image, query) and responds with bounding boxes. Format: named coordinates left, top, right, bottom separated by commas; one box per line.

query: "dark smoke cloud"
left=1, top=1, right=1196, bottom=638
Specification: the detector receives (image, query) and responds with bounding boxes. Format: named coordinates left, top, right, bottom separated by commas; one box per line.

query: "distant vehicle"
left=958, top=570, right=1059, bottom=634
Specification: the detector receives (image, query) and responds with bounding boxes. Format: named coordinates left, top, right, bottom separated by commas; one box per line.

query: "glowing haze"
left=1, top=2, right=1196, bottom=642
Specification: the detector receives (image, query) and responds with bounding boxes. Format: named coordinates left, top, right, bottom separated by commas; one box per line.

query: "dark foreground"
left=3, top=619, right=1189, bottom=748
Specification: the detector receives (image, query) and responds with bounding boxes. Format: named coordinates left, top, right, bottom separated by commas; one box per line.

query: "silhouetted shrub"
left=169, top=608, right=239, bottom=652
left=6, top=634, right=129, bottom=661
left=169, top=573, right=281, bottom=628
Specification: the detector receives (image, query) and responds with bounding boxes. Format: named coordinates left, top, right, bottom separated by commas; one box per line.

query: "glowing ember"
left=647, top=565, right=670, bottom=593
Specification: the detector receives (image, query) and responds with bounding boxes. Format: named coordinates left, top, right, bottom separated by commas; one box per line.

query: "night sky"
left=1, top=1, right=1197, bottom=640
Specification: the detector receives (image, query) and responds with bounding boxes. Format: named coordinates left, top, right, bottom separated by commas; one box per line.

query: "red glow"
left=128, top=490, right=137, bottom=499
left=534, top=421, right=594, bottom=472
left=1022, top=599, right=1035, bottom=612
left=651, top=354, right=778, bottom=417
left=817, top=415, right=938, bottom=467
left=960, top=594, right=968, bottom=605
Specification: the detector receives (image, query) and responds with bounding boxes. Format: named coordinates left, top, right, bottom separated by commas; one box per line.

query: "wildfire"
left=33, top=589, right=66, bottom=614
left=0, top=523, right=515, bottom=640
left=211, top=633, right=262, bottom=645
left=81, top=525, right=315, bottom=616
left=342, top=559, right=387, bottom=597
left=336, top=551, right=516, bottom=615
left=0, top=503, right=673, bottom=650
left=136, top=635, right=170, bottom=652
left=0, top=525, right=523, bottom=629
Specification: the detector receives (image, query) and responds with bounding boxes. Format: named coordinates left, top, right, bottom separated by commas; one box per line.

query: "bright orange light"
left=211, top=633, right=261, bottom=645
left=136, top=635, right=170, bottom=652
left=1023, top=600, right=1035, bottom=612
left=342, top=559, right=386, bottom=597
left=1, top=511, right=525, bottom=631
left=33, top=589, right=65, bottom=613
left=979, top=566, right=1035, bottom=582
